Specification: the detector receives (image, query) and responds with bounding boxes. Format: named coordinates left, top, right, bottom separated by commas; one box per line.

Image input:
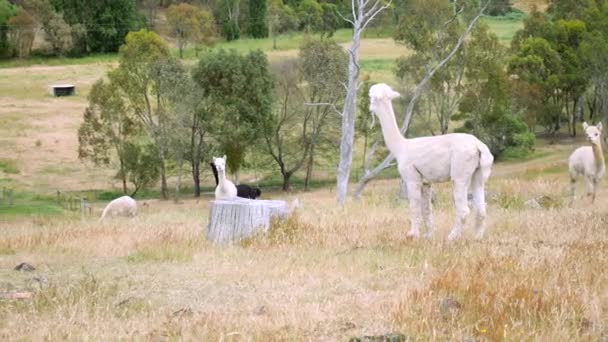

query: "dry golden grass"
left=1, top=160, right=607, bottom=340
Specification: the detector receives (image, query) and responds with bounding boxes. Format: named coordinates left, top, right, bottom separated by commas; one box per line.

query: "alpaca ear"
left=598, top=122, right=603, bottom=132
left=223, top=154, right=227, bottom=160
left=583, top=122, right=588, bottom=130
left=389, top=90, right=401, bottom=100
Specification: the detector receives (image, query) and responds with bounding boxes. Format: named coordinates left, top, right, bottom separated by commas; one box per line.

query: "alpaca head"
left=583, top=122, right=603, bottom=145
left=213, top=155, right=227, bottom=173
left=369, top=83, right=400, bottom=115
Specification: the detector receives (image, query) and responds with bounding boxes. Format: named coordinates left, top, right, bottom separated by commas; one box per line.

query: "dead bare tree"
left=353, top=0, right=490, bottom=199
left=335, top=0, right=393, bottom=205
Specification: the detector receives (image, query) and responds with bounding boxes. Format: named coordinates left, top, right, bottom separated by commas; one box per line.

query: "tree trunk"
left=304, top=147, right=314, bottom=191
left=174, top=161, right=183, bottom=203
left=192, top=160, right=201, bottom=197
left=336, top=31, right=361, bottom=204
left=160, top=160, right=168, bottom=200
left=282, top=171, right=292, bottom=191
left=206, top=198, right=291, bottom=244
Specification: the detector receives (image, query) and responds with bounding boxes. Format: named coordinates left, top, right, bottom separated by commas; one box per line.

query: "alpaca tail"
left=475, top=140, right=494, bottom=182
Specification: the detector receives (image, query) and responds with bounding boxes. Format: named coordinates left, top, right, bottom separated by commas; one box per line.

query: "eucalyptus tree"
left=335, top=0, right=393, bottom=204
left=193, top=49, right=274, bottom=182
left=109, top=30, right=187, bottom=199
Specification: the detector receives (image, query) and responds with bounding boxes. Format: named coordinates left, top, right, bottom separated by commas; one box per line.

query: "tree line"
left=77, top=29, right=346, bottom=198
left=0, top=0, right=353, bottom=59
left=7, top=0, right=608, bottom=201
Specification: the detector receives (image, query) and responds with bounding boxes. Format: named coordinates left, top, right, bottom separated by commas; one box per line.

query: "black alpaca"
left=210, top=162, right=262, bottom=199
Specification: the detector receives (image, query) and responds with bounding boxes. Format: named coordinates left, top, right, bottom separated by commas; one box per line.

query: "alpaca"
left=568, top=122, right=605, bottom=205
left=99, top=195, right=137, bottom=221
left=369, top=83, right=494, bottom=240
left=209, top=162, right=262, bottom=199
left=213, top=155, right=238, bottom=200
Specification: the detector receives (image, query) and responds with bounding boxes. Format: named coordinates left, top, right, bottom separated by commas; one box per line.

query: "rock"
left=0, top=291, right=34, bottom=300
left=14, top=262, right=35, bottom=272
left=349, top=333, right=409, bottom=342
left=523, top=198, right=542, bottom=210
left=254, top=305, right=268, bottom=315
left=524, top=195, right=561, bottom=209
left=440, top=296, right=461, bottom=318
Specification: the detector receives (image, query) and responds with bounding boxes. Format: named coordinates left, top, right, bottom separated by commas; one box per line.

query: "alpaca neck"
left=592, top=142, right=605, bottom=172
left=218, top=169, right=229, bottom=187
left=375, top=102, right=407, bottom=155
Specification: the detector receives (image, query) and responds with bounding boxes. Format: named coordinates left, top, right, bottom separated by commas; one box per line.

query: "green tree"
left=455, top=25, right=535, bottom=158
left=266, top=0, right=298, bottom=49
left=297, top=0, right=322, bottom=33
left=299, top=38, right=347, bottom=189
left=109, top=30, right=185, bottom=199
left=508, top=37, right=563, bottom=133
left=166, top=3, right=216, bottom=58
left=193, top=49, right=274, bottom=181
left=23, top=0, right=73, bottom=56
left=262, top=39, right=347, bottom=190
left=218, top=0, right=240, bottom=41
left=249, top=0, right=268, bottom=38
left=49, top=0, right=144, bottom=54
left=395, top=0, right=468, bottom=134
left=78, top=79, right=139, bottom=194
left=318, top=2, right=339, bottom=38
left=0, top=0, right=17, bottom=58
left=122, top=142, right=161, bottom=197
left=7, top=8, right=35, bottom=58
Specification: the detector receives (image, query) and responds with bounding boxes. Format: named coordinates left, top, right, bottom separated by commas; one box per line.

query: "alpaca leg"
left=406, top=181, right=423, bottom=238
left=471, top=176, right=487, bottom=240
left=447, top=181, right=470, bottom=241
left=568, top=177, right=576, bottom=207
left=591, top=179, right=598, bottom=204
left=586, top=177, right=594, bottom=198
left=421, top=183, right=433, bottom=238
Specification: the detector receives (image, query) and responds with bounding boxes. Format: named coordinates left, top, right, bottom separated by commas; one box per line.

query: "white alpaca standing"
left=213, top=155, right=237, bottom=200
left=99, top=195, right=137, bottom=221
left=368, top=83, right=494, bottom=240
left=568, top=122, right=605, bottom=205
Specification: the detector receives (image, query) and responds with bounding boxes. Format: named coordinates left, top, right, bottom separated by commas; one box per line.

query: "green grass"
left=360, top=59, right=397, bottom=73
left=0, top=159, right=19, bottom=174
left=0, top=53, right=118, bottom=69
left=482, top=14, right=525, bottom=46
left=0, top=191, right=63, bottom=217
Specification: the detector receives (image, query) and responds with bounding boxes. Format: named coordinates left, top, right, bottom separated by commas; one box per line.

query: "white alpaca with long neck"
left=568, top=122, right=605, bottom=205
left=368, top=83, right=494, bottom=240
left=213, top=155, right=238, bottom=200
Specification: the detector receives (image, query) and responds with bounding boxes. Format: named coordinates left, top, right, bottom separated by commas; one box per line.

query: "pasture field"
left=1, top=7, right=607, bottom=339
left=0, top=154, right=607, bottom=340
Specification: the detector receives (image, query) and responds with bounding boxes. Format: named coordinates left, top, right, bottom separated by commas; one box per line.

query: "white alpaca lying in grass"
left=213, top=155, right=237, bottom=200
left=368, top=83, right=494, bottom=240
left=99, top=195, right=137, bottom=221
left=568, top=122, right=605, bottom=205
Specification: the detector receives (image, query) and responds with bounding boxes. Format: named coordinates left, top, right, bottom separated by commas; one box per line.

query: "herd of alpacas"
left=98, top=83, right=606, bottom=240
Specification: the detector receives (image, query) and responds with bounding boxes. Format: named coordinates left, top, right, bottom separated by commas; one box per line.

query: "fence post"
left=80, top=198, right=88, bottom=221
left=7, top=189, right=13, bottom=206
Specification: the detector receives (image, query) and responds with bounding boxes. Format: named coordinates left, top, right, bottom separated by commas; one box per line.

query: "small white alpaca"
left=99, top=195, right=137, bottom=221
left=369, top=83, right=494, bottom=240
left=568, top=122, right=605, bottom=205
left=213, top=155, right=237, bottom=200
